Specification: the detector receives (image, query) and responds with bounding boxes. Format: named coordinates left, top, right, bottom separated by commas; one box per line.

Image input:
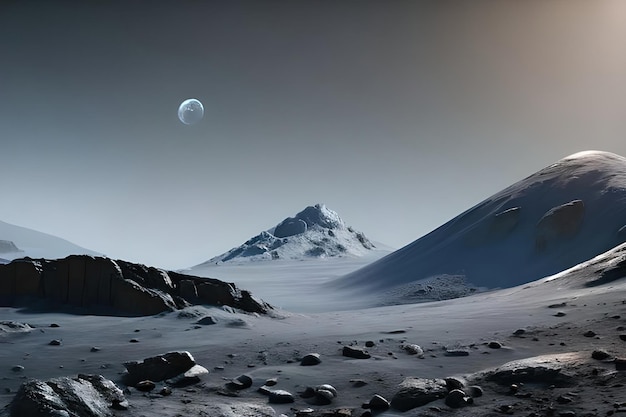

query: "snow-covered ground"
left=336, top=151, right=626, bottom=293
left=3, top=242, right=626, bottom=416
left=3, top=151, right=626, bottom=416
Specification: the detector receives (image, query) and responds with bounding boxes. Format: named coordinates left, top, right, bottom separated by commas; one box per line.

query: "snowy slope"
left=195, top=204, right=385, bottom=266
left=0, top=220, right=101, bottom=262
left=333, top=151, right=626, bottom=294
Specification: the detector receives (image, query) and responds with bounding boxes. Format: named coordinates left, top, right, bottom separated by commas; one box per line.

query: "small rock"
left=554, top=312, right=566, bottom=317
left=112, top=399, right=129, bottom=410
left=365, top=341, right=375, bottom=348
left=444, top=349, right=469, bottom=357
left=558, top=412, right=576, bottom=417
left=619, top=335, right=626, bottom=341
left=513, top=329, right=526, bottom=336
left=48, top=339, right=61, bottom=346
left=300, top=353, right=322, bottom=366
left=583, top=330, right=596, bottom=338
left=228, top=374, right=253, bottom=390
left=351, top=379, right=368, bottom=387
left=444, top=377, right=464, bottom=391
left=445, top=389, right=470, bottom=408
left=367, top=394, right=390, bottom=410
left=268, top=389, right=295, bottom=404
left=129, top=338, right=140, bottom=343
left=488, top=341, right=502, bottom=349
left=265, top=378, right=278, bottom=386
left=402, top=344, right=424, bottom=357
left=316, top=389, right=335, bottom=405
left=136, top=380, right=156, bottom=392
left=343, top=346, right=371, bottom=359
left=11, top=365, right=24, bottom=372
left=50, top=323, right=60, bottom=328
left=592, top=350, right=611, bottom=360
left=159, top=386, right=172, bottom=396
left=90, top=346, right=101, bottom=352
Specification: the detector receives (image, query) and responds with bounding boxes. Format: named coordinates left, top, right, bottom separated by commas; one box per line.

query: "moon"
left=177, top=98, right=204, bottom=125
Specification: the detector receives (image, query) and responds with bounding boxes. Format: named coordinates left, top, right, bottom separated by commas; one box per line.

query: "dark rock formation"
left=0, top=255, right=271, bottom=316
left=8, top=374, right=127, bottom=417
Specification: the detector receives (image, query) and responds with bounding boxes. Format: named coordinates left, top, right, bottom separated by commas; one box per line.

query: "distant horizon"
left=1, top=1, right=625, bottom=269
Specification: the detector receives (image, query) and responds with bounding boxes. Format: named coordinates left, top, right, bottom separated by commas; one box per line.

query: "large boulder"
left=122, top=351, right=206, bottom=386
left=8, top=374, right=127, bottom=417
left=390, top=377, right=447, bottom=411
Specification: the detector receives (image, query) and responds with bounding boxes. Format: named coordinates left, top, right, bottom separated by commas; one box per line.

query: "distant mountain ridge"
left=0, top=220, right=101, bottom=262
left=333, top=151, right=626, bottom=297
left=198, top=204, right=377, bottom=265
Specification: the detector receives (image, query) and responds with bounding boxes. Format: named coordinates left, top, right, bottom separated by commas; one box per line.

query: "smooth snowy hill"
left=0, top=220, right=101, bottom=262
left=195, top=204, right=383, bottom=266
left=333, top=151, right=626, bottom=296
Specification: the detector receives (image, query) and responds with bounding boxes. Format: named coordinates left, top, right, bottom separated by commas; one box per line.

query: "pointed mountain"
left=0, top=220, right=101, bottom=262
left=197, top=204, right=378, bottom=265
left=333, top=151, right=626, bottom=298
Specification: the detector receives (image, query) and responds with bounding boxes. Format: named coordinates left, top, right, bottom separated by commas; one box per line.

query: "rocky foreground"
left=2, top=294, right=626, bottom=417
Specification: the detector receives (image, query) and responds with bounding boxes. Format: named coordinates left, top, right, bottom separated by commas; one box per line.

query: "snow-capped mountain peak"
left=198, top=204, right=376, bottom=265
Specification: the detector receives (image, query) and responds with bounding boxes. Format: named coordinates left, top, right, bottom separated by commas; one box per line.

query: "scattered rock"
left=227, top=374, right=253, bottom=390
left=366, top=394, right=390, bottom=411
left=445, top=389, right=472, bottom=408
left=444, top=349, right=469, bottom=357
left=444, top=377, right=465, bottom=391
left=135, top=380, right=156, bottom=392
left=402, top=344, right=424, bottom=357
left=592, top=350, right=611, bottom=360
left=390, top=377, right=447, bottom=411
left=268, top=389, right=295, bottom=404
left=300, top=353, right=322, bottom=366
left=342, top=346, right=371, bottom=359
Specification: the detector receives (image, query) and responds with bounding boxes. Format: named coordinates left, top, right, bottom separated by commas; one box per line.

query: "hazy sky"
left=1, top=1, right=625, bottom=269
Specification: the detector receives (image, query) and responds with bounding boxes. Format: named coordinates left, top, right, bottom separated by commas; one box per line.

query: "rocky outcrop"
left=0, top=240, right=20, bottom=254
left=8, top=374, right=127, bottom=417
left=0, top=255, right=271, bottom=316
left=535, top=199, right=585, bottom=251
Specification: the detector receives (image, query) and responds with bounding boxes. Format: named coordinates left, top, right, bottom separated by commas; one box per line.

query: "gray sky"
left=1, top=1, right=625, bottom=269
